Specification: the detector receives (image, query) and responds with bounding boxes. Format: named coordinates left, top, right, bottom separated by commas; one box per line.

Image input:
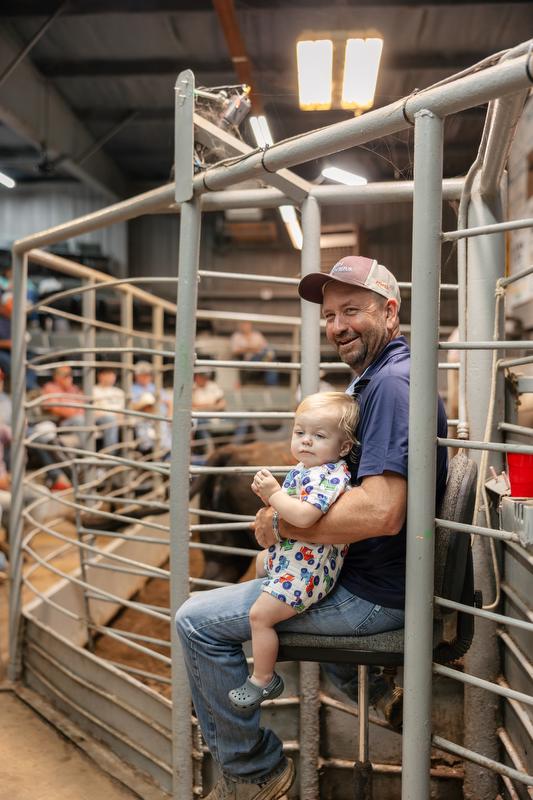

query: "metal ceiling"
left=0, top=1, right=531, bottom=198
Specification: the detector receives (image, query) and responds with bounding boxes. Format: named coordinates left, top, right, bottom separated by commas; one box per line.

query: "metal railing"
left=6, top=38, right=533, bottom=800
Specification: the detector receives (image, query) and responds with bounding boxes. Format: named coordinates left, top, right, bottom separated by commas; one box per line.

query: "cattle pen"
left=4, top=40, right=533, bottom=800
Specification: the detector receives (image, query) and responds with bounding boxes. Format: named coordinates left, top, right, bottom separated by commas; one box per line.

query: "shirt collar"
left=345, top=336, right=409, bottom=395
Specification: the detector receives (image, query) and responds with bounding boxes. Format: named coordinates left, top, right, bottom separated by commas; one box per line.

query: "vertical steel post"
left=298, top=195, right=321, bottom=800
left=7, top=251, right=29, bottom=681
left=353, top=665, right=372, bottom=799
left=170, top=63, right=198, bottom=800
left=169, top=197, right=201, bottom=799
left=300, top=196, right=321, bottom=398
left=402, top=109, right=443, bottom=800
left=120, top=292, right=134, bottom=463
left=82, top=279, right=96, bottom=457
left=462, top=177, right=504, bottom=800
left=152, top=304, right=164, bottom=485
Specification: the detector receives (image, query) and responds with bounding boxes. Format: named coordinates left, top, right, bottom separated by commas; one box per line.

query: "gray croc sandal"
left=228, top=673, right=284, bottom=711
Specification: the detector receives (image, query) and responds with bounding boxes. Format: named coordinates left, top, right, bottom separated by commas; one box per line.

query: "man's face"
left=55, top=368, right=73, bottom=389
left=322, top=282, right=398, bottom=374
left=135, top=371, right=152, bottom=386
left=98, top=370, right=116, bottom=388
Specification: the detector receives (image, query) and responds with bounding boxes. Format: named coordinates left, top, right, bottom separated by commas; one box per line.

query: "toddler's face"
left=290, top=408, right=350, bottom=469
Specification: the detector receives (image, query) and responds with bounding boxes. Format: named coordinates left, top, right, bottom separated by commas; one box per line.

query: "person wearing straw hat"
left=176, top=256, right=449, bottom=800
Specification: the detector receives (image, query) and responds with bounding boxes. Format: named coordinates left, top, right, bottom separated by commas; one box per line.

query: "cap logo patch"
left=333, top=264, right=352, bottom=273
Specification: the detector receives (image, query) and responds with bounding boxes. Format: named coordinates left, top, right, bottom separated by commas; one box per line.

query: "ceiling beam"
left=212, top=0, right=262, bottom=112
left=1, top=0, right=531, bottom=12
left=0, top=27, right=127, bottom=198
left=35, top=52, right=498, bottom=79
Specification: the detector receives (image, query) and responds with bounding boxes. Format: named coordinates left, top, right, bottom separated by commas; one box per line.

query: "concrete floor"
left=1, top=575, right=141, bottom=800
left=0, top=690, right=139, bottom=800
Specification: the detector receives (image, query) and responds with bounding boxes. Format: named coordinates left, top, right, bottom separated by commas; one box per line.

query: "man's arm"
left=268, top=490, right=323, bottom=528
left=253, top=472, right=407, bottom=548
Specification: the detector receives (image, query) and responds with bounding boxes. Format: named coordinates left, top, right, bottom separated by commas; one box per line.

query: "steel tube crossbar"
left=195, top=55, right=532, bottom=195
left=434, top=596, right=533, bottom=633
left=435, top=517, right=520, bottom=543
left=442, top=216, right=533, bottom=241
left=499, top=421, right=533, bottom=438
left=434, top=664, right=533, bottom=707
left=432, top=735, right=533, bottom=787
left=499, top=263, right=533, bottom=287
left=439, top=340, right=533, bottom=350
left=438, top=438, right=533, bottom=455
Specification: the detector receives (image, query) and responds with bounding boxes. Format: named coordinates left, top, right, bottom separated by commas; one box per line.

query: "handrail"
left=28, top=248, right=177, bottom=314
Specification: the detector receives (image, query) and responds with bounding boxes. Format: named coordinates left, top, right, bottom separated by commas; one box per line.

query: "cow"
left=189, top=440, right=295, bottom=584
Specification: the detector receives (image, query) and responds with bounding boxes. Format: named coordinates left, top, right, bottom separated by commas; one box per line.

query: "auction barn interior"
left=0, top=3, right=532, bottom=800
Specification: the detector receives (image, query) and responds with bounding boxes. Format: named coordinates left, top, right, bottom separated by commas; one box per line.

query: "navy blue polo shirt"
left=340, top=336, right=448, bottom=609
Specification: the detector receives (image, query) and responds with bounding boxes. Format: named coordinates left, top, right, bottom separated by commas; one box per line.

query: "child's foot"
left=228, top=673, right=284, bottom=711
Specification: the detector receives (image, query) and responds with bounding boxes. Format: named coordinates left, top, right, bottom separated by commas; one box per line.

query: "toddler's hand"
left=251, top=468, right=280, bottom=502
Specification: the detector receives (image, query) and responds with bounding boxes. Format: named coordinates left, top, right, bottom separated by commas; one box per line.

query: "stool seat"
left=278, top=619, right=443, bottom=666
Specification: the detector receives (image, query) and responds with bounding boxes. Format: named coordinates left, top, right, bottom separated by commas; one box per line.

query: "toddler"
left=228, top=391, right=358, bottom=710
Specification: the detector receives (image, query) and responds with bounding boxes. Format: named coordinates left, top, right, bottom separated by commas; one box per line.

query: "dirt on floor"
left=92, top=548, right=257, bottom=700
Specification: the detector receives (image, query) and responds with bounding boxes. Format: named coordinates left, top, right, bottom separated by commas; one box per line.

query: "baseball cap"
left=134, top=360, right=153, bottom=375
left=298, top=255, right=401, bottom=307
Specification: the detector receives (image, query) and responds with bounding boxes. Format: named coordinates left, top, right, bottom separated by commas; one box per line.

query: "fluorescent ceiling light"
left=250, top=116, right=303, bottom=250
left=280, top=205, right=303, bottom=250
left=341, top=37, right=383, bottom=112
left=0, top=171, right=16, bottom=189
left=322, top=167, right=367, bottom=186
left=249, top=115, right=274, bottom=148
left=297, top=39, right=333, bottom=111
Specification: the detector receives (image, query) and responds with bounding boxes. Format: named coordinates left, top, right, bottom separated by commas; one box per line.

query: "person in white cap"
left=175, top=255, right=448, bottom=800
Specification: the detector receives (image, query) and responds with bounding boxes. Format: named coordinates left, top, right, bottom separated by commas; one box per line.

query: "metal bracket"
left=174, top=69, right=195, bottom=203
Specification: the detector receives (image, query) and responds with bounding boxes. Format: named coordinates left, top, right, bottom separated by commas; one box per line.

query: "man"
left=175, top=256, right=448, bottom=800
left=230, top=320, right=278, bottom=387
left=41, top=365, right=84, bottom=427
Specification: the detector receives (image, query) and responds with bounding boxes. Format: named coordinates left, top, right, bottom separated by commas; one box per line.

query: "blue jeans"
left=175, top=578, right=404, bottom=783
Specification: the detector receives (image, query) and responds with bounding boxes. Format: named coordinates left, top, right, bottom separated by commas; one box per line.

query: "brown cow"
left=189, top=441, right=295, bottom=584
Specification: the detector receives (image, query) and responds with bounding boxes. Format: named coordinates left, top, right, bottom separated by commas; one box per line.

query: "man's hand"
left=251, top=468, right=281, bottom=503
left=252, top=506, right=277, bottom=549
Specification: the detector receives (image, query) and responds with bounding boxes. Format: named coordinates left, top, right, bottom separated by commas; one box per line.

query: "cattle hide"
left=189, top=441, right=295, bottom=583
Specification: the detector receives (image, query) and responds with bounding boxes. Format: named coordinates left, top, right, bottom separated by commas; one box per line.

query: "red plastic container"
left=507, top=453, right=533, bottom=497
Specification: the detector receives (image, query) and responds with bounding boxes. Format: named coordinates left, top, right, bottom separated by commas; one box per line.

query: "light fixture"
left=249, top=115, right=274, bottom=148
left=341, top=37, right=383, bottom=112
left=0, top=171, right=16, bottom=189
left=296, top=39, right=333, bottom=111
left=279, top=205, right=303, bottom=250
left=322, top=166, right=367, bottom=186
left=250, top=116, right=303, bottom=250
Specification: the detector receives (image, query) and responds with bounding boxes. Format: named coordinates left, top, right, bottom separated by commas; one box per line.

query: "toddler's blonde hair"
left=295, top=391, right=359, bottom=445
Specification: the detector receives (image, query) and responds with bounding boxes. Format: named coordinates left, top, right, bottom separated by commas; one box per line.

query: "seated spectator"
left=41, top=365, right=84, bottom=430
left=230, top=321, right=278, bottom=386
left=0, top=265, right=38, bottom=390
left=92, top=367, right=125, bottom=449
left=192, top=368, right=226, bottom=453
left=130, top=361, right=156, bottom=409
left=0, top=367, right=10, bottom=492
left=134, top=391, right=171, bottom=456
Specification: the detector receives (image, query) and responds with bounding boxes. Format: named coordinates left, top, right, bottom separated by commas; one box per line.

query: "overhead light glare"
left=250, top=119, right=302, bottom=250
left=0, top=171, right=16, bottom=189
left=280, top=205, right=303, bottom=250
left=297, top=39, right=333, bottom=111
left=322, top=167, right=367, bottom=186
left=341, top=37, right=383, bottom=112
left=249, top=115, right=274, bottom=148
